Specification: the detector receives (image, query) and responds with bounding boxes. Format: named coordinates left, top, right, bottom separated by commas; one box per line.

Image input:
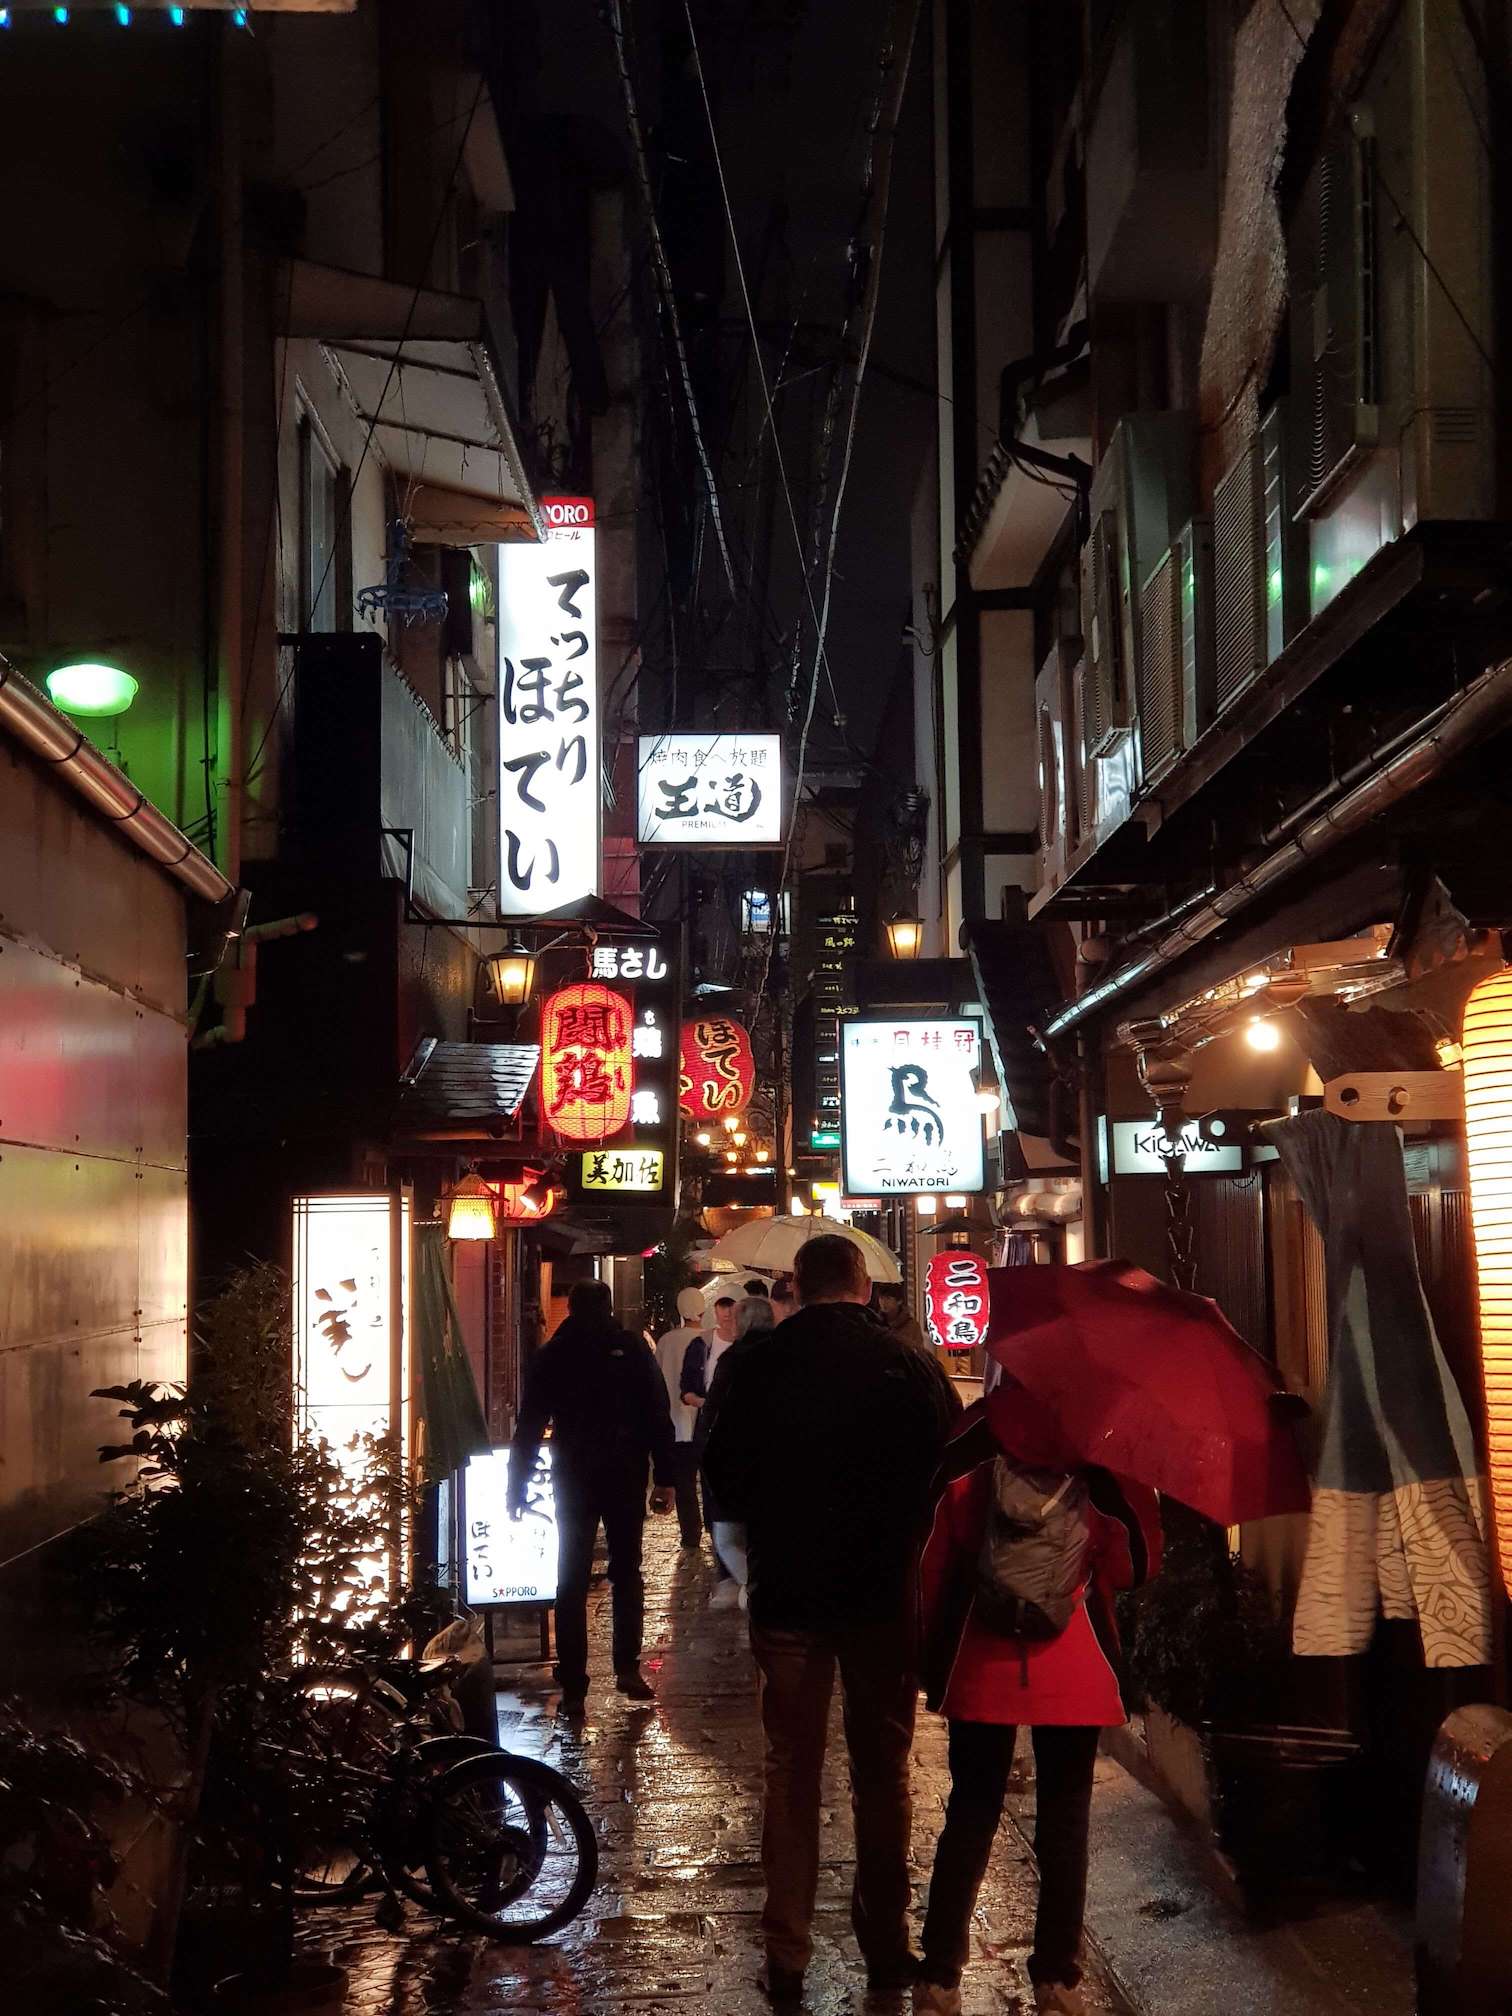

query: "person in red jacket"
left=913, top=1391, right=1161, bottom=2016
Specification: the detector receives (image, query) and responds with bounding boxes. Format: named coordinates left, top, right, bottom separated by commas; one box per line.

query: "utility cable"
left=604, top=0, right=738, bottom=600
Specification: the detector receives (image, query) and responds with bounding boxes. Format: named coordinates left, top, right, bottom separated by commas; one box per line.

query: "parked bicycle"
left=285, top=1639, right=597, bottom=1943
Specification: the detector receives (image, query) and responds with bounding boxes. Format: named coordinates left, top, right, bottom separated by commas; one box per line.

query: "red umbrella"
left=984, top=1259, right=1310, bottom=1524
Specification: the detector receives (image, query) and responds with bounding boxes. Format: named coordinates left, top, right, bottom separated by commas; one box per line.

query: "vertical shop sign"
left=565, top=932, right=681, bottom=1207
left=841, top=1018, right=986, bottom=1196
left=497, top=497, right=598, bottom=916
left=459, top=1445, right=559, bottom=1607
left=292, top=1189, right=413, bottom=1594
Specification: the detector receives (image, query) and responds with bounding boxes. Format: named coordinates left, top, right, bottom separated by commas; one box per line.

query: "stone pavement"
left=304, top=1518, right=1134, bottom=2016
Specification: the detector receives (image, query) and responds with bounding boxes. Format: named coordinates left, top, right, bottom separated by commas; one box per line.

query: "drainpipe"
left=1042, top=657, right=1512, bottom=1044
left=217, top=21, right=244, bottom=888
left=0, top=658, right=232, bottom=905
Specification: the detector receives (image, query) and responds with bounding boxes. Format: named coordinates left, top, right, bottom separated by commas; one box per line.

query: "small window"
left=299, top=412, right=343, bottom=632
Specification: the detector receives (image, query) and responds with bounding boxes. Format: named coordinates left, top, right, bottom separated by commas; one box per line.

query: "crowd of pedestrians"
left=511, top=1238, right=1161, bottom=2016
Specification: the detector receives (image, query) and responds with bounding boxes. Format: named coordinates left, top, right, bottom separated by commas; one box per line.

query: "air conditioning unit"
left=1285, top=0, right=1492, bottom=607
left=1035, top=643, right=1075, bottom=891
left=1260, top=402, right=1305, bottom=663
left=1213, top=433, right=1265, bottom=718
left=1136, top=517, right=1214, bottom=788
left=1080, top=412, right=1195, bottom=759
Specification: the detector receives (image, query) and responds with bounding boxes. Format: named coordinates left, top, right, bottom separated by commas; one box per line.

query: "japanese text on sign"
left=840, top=1019, right=986, bottom=1197
left=542, top=982, right=633, bottom=1143
left=580, top=1149, right=665, bottom=1193
left=637, top=733, right=784, bottom=847
left=460, top=1446, right=558, bottom=1607
left=678, top=1014, right=756, bottom=1120
left=498, top=497, right=599, bottom=915
left=925, top=1250, right=992, bottom=1352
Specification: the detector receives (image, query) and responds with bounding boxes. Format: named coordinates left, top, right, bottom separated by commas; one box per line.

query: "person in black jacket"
left=704, top=1235, right=961, bottom=2005
left=509, top=1279, right=675, bottom=1713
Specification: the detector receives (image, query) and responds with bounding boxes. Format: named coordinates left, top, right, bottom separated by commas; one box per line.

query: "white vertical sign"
left=840, top=1019, right=986, bottom=1196
left=460, top=1445, right=560, bottom=1606
left=497, top=497, right=599, bottom=916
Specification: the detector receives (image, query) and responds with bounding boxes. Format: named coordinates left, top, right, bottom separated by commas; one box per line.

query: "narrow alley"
left=308, top=1524, right=1415, bottom=2016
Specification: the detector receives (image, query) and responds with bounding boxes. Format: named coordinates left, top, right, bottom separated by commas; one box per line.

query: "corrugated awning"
left=396, top=1038, right=540, bottom=1141
left=960, top=920, right=1060, bottom=1141
left=282, top=259, right=540, bottom=544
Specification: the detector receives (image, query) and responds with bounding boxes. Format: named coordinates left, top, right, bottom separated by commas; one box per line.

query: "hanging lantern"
left=495, top=1168, right=560, bottom=1224
left=925, top=1249, right=991, bottom=1353
left=542, top=981, right=634, bottom=1143
left=1462, top=966, right=1512, bottom=1583
left=678, top=1014, right=756, bottom=1120
left=446, top=1173, right=496, bottom=1241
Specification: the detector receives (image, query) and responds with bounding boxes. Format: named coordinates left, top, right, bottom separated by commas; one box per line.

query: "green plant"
left=1118, top=1504, right=1292, bottom=1730
left=0, top=1699, right=169, bottom=2015
left=65, top=1263, right=423, bottom=1994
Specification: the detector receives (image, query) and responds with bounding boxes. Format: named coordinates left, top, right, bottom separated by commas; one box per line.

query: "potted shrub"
left=1119, top=1505, right=1360, bottom=1908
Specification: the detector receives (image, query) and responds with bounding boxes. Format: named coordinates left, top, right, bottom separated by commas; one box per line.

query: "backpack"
left=974, top=1457, right=1092, bottom=1640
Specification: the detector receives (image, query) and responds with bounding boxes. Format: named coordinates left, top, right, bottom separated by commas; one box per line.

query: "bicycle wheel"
left=423, top=1752, right=598, bottom=1942
left=385, top=1735, right=495, bottom=1910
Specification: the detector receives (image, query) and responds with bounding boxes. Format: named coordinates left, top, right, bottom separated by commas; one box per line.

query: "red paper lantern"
left=542, top=982, right=633, bottom=1143
left=925, top=1249, right=991, bottom=1353
left=678, top=1014, right=756, bottom=1120
left=493, top=1169, right=560, bottom=1223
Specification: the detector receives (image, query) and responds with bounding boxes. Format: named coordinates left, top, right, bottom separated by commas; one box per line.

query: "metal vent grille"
left=1136, top=550, right=1178, bottom=787
left=1212, top=439, right=1265, bottom=716
left=1293, top=114, right=1378, bottom=518
left=1177, top=517, right=1215, bottom=750
left=1082, top=510, right=1127, bottom=757
left=1429, top=407, right=1478, bottom=445
left=1260, top=407, right=1288, bottom=664
left=1070, top=656, right=1095, bottom=848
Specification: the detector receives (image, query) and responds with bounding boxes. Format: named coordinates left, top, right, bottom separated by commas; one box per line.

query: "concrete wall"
left=0, top=737, right=188, bottom=1674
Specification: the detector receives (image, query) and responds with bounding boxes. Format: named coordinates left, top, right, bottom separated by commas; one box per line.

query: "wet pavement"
left=304, top=1518, right=1135, bottom=2015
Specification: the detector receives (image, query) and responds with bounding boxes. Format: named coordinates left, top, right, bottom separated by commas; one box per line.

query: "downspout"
left=1042, top=656, right=1512, bottom=1043
left=0, top=658, right=233, bottom=905
left=217, top=20, right=244, bottom=888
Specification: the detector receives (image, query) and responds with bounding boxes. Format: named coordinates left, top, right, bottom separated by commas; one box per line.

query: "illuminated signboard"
left=841, top=1018, right=986, bottom=1197
left=497, top=496, right=598, bottom=916
left=1107, top=1118, right=1243, bottom=1177
left=542, top=982, right=633, bottom=1143
left=460, top=1445, right=558, bottom=1607
left=637, top=732, right=784, bottom=847
left=925, top=1249, right=991, bottom=1353
left=580, top=1148, right=665, bottom=1193
left=292, top=1190, right=412, bottom=1598
left=809, top=1127, right=841, bottom=1150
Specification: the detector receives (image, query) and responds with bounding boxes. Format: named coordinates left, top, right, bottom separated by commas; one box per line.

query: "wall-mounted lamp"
left=885, top=912, right=923, bottom=960
left=484, top=943, right=538, bottom=1007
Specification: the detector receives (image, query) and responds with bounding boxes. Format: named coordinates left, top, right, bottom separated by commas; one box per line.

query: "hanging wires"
left=604, top=0, right=738, bottom=601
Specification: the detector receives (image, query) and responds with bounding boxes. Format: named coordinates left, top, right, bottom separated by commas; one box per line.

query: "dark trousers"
left=553, top=1471, right=647, bottom=1692
left=670, top=1443, right=702, bottom=1544
left=921, top=1721, right=1100, bottom=1990
left=750, top=1618, right=917, bottom=1975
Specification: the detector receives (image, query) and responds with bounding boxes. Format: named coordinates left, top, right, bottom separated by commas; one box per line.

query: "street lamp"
left=46, top=659, right=139, bottom=717
left=484, top=943, right=538, bottom=1007
left=885, top=912, right=923, bottom=960
left=446, top=1172, right=496, bottom=1241
left=972, top=1058, right=1001, bottom=1118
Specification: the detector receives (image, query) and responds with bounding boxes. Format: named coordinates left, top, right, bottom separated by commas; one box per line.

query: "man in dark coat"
left=704, top=1235, right=961, bottom=2004
left=510, top=1279, right=675, bottom=1712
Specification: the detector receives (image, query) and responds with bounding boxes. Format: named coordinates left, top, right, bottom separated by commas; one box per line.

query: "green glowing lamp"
left=46, top=661, right=139, bottom=718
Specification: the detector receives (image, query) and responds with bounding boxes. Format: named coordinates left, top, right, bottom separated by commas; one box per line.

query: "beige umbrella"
left=706, top=1214, right=902, bottom=1283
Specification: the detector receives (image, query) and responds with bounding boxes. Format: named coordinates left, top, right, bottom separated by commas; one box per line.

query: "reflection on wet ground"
left=309, top=1522, right=1129, bottom=2015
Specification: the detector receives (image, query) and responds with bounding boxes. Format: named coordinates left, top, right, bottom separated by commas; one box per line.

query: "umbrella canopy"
left=706, top=1214, right=902, bottom=1283
left=986, top=1259, right=1310, bottom=1525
